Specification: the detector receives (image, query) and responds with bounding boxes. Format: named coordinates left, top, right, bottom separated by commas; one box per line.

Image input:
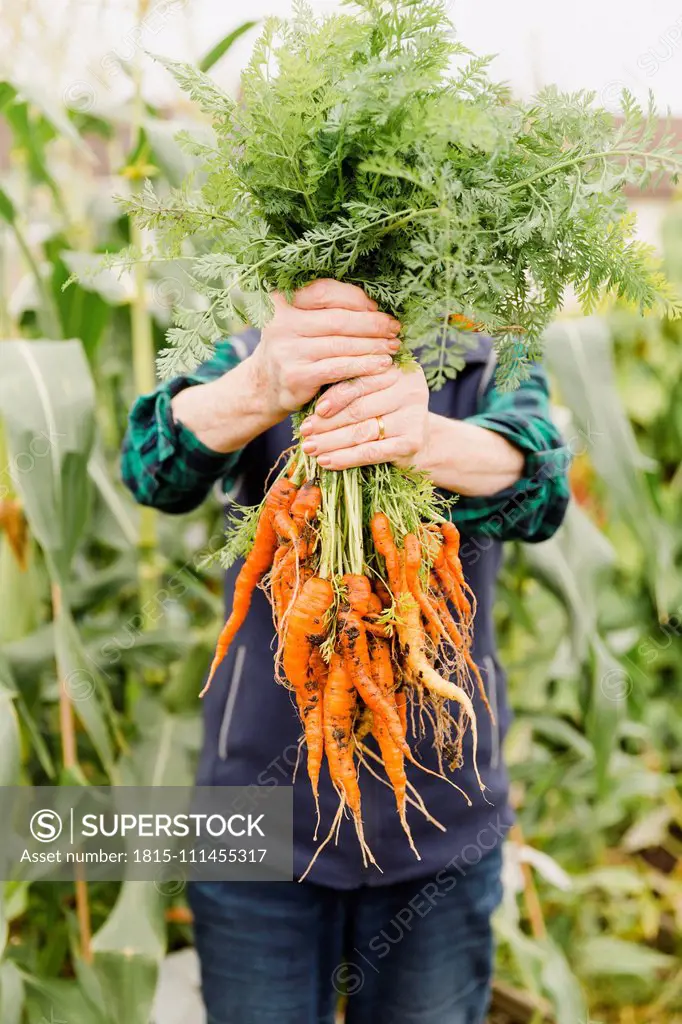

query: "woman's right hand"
left=248, top=278, right=402, bottom=419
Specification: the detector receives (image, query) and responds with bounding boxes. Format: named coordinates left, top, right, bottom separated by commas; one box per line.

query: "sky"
left=4, top=0, right=682, bottom=119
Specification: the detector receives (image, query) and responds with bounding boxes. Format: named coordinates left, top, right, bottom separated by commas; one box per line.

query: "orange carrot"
left=370, top=518, right=483, bottom=794
left=307, top=647, right=328, bottom=807
left=282, top=576, right=335, bottom=807
left=371, top=513, right=402, bottom=594
left=441, top=521, right=476, bottom=617
left=396, top=586, right=485, bottom=793
left=373, top=578, right=392, bottom=609
left=434, top=549, right=471, bottom=621
left=291, top=482, right=322, bottom=523
left=338, top=574, right=409, bottom=758
left=395, top=686, right=407, bottom=738
left=363, top=620, right=392, bottom=639
left=271, top=544, right=288, bottom=626
left=368, top=635, right=415, bottom=850
left=355, top=705, right=373, bottom=741
left=324, top=652, right=361, bottom=815
left=200, top=477, right=298, bottom=696
left=431, top=589, right=494, bottom=721
left=272, top=508, right=306, bottom=558
left=448, top=312, right=483, bottom=332
left=403, top=533, right=446, bottom=641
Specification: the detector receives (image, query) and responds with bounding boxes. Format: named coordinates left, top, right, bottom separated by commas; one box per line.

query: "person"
left=122, top=279, right=569, bottom=1024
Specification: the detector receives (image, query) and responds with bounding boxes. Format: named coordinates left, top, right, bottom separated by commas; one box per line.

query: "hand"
left=247, top=279, right=402, bottom=421
left=299, top=364, right=430, bottom=471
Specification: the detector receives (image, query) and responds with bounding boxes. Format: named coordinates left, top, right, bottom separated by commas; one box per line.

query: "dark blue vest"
left=196, top=332, right=513, bottom=887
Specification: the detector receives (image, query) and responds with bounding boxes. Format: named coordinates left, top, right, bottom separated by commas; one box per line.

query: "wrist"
left=217, top=351, right=283, bottom=433
left=412, top=413, right=454, bottom=478
left=171, top=353, right=283, bottom=454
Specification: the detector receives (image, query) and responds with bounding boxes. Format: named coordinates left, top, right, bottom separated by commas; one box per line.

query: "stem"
left=12, top=220, right=60, bottom=339
left=319, top=469, right=339, bottom=580
left=343, top=469, right=363, bottom=576
left=505, top=147, right=682, bottom=194
left=0, top=229, right=14, bottom=337
left=509, top=823, right=547, bottom=941
left=52, top=582, right=93, bottom=963
left=130, top=4, right=161, bottom=629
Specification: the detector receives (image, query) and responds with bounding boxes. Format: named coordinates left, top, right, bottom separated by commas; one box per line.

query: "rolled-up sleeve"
left=452, top=364, right=570, bottom=542
left=121, top=340, right=243, bottom=515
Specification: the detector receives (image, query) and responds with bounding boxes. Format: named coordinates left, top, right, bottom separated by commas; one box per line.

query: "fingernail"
left=390, top=319, right=402, bottom=331
left=301, top=439, right=316, bottom=454
left=316, top=399, right=331, bottom=416
left=388, top=339, right=400, bottom=351
left=300, top=418, right=313, bottom=435
left=317, top=455, right=331, bottom=467
left=380, top=355, right=393, bottom=367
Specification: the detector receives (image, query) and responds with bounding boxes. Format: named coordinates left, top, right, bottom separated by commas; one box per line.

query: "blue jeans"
left=189, top=845, right=503, bottom=1024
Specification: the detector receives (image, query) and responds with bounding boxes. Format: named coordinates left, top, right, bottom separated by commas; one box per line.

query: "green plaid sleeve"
left=121, top=339, right=242, bottom=514
left=452, top=363, right=570, bottom=542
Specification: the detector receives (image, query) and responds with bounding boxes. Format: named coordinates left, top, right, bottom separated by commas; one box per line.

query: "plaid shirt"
left=121, top=339, right=570, bottom=541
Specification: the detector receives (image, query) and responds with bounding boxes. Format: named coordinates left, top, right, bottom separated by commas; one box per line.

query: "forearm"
left=171, top=354, right=281, bottom=454
left=417, top=413, right=525, bottom=496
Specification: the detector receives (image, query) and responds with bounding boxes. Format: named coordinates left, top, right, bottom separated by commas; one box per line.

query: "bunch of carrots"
left=202, top=452, right=492, bottom=871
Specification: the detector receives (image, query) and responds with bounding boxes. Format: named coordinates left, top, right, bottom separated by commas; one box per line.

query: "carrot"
left=373, top=579, right=392, bottom=609
left=396, top=587, right=485, bottom=793
left=448, top=312, right=483, bottom=332
left=270, top=544, right=289, bottom=626
left=403, top=533, right=446, bottom=641
left=355, top=705, right=373, bottom=741
left=369, top=517, right=481, bottom=795
left=371, top=513, right=402, bottom=594
left=441, top=521, right=476, bottom=617
left=324, top=652, right=361, bottom=815
left=335, top=622, right=409, bottom=761
left=434, top=552, right=471, bottom=622
left=291, top=481, right=322, bottom=523
left=272, top=508, right=306, bottom=558
left=200, top=477, right=298, bottom=696
left=342, top=573, right=372, bottom=614
left=431, top=589, right=494, bottom=721
left=337, top=574, right=409, bottom=758
left=282, top=576, right=335, bottom=808
left=368, top=635, right=417, bottom=855
left=367, top=592, right=383, bottom=615
left=363, top=620, right=392, bottom=639
left=395, top=685, right=407, bottom=738
left=307, top=646, right=329, bottom=816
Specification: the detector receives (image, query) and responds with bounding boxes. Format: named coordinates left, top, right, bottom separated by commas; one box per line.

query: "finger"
left=301, top=411, right=402, bottom=456
left=316, top=436, right=414, bottom=471
left=304, top=336, right=400, bottom=362
left=304, top=354, right=395, bottom=389
left=294, top=307, right=401, bottom=339
left=292, top=279, right=378, bottom=312
left=300, top=383, right=400, bottom=438
left=309, top=367, right=401, bottom=420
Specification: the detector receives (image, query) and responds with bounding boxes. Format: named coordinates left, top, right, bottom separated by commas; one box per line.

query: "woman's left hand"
left=299, top=364, right=430, bottom=471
